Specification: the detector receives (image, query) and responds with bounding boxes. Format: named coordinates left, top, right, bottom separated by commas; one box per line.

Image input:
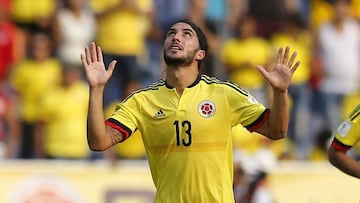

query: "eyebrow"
left=168, top=28, right=195, bottom=34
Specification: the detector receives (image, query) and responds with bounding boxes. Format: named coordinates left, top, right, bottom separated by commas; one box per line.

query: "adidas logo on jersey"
left=154, top=109, right=166, bottom=119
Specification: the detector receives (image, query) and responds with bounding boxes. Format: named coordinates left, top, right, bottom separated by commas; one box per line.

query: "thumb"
left=107, top=60, right=117, bottom=75
left=256, top=65, right=269, bottom=78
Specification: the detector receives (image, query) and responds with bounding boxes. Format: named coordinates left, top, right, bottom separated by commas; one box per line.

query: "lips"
left=169, top=44, right=183, bottom=51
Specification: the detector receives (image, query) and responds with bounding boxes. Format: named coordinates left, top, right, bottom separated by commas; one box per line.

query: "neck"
left=165, top=65, right=199, bottom=96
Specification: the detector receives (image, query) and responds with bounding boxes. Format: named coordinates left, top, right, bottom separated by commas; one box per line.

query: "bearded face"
left=163, top=48, right=199, bottom=67
left=163, top=22, right=204, bottom=68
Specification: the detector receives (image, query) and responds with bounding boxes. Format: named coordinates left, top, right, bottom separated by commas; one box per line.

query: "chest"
left=138, top=88, right=231, bottom=147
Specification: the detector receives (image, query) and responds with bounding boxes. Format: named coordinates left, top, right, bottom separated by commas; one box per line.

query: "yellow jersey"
left=90, top=0, right=153, bottom=55
left=9, top=59, right=62, bottom=122
left=331, top=104, right=360, bottom=152
left=106, top=75, right=268, bottom=203
left=220, top=37, right=271, bottom=88
left=38, top=82, right=89, bottom=158
left=270, top=32, right=312, bottom=85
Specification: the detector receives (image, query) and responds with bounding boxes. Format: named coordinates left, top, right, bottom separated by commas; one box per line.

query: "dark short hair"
left=172, top=19, right=208, bottom=69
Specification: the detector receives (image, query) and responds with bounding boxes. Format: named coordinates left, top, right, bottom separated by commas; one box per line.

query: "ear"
left=195, top=50, right=206, bottom=61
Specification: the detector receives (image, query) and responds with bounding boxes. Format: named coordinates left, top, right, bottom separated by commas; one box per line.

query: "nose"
left=171, top=33, right=181, bottom=43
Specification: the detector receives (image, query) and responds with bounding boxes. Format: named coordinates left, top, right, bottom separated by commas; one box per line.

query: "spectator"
left=90, top=0, right=154, bottom=108
left=36, top=64, right=90, bottom=159
left=270, top=13, right=313, bottom=160
left=9, top=32, right=62, bottom=158
left=52, top=0, right=96, bottom=66
left=313, top=0, right=360, bottom=139
left=220, top=15, right=272, bottom=105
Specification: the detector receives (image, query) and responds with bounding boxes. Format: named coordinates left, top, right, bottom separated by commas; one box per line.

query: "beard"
left=163, top=48, right=198, bottom=67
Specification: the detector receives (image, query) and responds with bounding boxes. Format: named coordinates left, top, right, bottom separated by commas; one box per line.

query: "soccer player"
left=80, top=20, right=300, bottom=203
left=328, top=103, right=360, bottom=179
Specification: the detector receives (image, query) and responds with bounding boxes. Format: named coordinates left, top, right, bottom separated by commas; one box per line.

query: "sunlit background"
left=0, top=0, right=359, bottom=202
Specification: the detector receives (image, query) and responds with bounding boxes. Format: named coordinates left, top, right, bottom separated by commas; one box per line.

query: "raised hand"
left=256, top=46, right=300, bottom=93
left=80, top=42, right=117, bottom=88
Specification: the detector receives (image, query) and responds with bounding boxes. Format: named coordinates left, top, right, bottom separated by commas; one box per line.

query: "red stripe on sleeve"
left=331, top=140, right=351, bottom=152
left=247, top=109, right=270, bottom=132
left=105, top=120, right=130, bottom=139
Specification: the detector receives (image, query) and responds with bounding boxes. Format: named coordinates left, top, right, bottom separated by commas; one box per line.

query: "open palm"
left=80, top=42, right=117, bottom=88
left=256, top=46, right=300, bottom=92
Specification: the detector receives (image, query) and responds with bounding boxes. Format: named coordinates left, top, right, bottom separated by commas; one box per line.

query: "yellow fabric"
left=310, top=0, right=360, bottom=29
left=351, top=0, right=360, bottom=19
left=108, top=75, right=266, bottom=203
left=309, top=0, right=333, bottom=29
left=220, top=38, right=271, bottom=88
left=270, top=32, right=312, bottom=84
left=232, top=124, right=262, bottom=154
left=105, top=102, right=146, bottom=159
left=334, top=103, right=360, bottom=148
left=90, top=0, right=153, bottom=55
left=9, top=59, right=61, bottom=122
left=11, top=0, right=55, bottom=23
left=39, top=82, right=89, bottom=158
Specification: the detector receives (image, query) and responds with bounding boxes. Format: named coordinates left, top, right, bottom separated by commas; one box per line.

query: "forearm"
left=329, top=148, right=360, bottom=178
left=87, top=86, right=111, bottom=151
left=258, top=89, right=289, bottom=140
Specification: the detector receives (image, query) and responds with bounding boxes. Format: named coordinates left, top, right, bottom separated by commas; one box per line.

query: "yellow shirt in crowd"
left=9, top=59, right=61, bottom=123
left=221, top=37, right=271, bottom=89
left=10, top=0, right=55, bottom=24
left=90, top=0, right=153, bottom=55
left=38, top=81, right=89, bottom=159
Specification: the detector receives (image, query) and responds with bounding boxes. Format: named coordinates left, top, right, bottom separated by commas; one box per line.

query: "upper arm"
left=106, top=125, right=126, bottom=145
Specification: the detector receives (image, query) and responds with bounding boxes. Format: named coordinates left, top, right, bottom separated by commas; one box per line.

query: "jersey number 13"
left=173, top=120, right=192, bottom=146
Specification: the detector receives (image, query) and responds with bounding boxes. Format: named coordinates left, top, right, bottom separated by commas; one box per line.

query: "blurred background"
left=0, top=0, right=359, bottom=202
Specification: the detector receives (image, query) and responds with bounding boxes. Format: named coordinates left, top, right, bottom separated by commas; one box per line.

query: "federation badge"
left=336, top=120, right=352, bottom=137
left=198, top=100, right=216, bottom=118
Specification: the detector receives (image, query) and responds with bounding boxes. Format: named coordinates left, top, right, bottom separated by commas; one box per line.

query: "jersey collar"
left=165, top=75, right=201, bottom=89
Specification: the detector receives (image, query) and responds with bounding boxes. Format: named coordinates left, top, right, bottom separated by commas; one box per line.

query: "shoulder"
left=199, top=75, right=249, bottom=96
left=348, top=104, right=360, bottom=123
left=123, top=79, right=166, bottom=101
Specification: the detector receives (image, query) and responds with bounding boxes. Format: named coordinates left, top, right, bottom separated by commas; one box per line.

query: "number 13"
left=173, top=120, right=192, bottom=146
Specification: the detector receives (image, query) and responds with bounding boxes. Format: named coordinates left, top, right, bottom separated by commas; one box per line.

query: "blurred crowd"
left=0, top=0, right=359, bottom=196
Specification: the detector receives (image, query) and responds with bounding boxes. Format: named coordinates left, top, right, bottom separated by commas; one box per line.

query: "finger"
left=90, top=42, right=97, bottom=62
left=287, top=51, right=297, bottom=68
left=107, top=60, right=117, bottom=74
left=85, top=46, right=92, bottom=65
left=290, top=61, right=301, bottom=73
left=282, top=46, right=290, bottom=65
left=80, top=54, right=88, bottom=67
left=276, top=47, right=283, bottom=64
left=97, top=46, right=103, bottom=62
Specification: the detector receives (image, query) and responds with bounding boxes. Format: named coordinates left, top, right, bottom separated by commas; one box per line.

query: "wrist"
left=273, top=88, right=288, bottom=95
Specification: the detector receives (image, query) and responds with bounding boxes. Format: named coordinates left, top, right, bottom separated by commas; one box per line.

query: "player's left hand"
left=256, top=46, right=300, bottom=93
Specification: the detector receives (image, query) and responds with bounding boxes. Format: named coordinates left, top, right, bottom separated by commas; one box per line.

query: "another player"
left=80, top=20, right=300, bottom=202
left=328, top=103, right=360, bottom=178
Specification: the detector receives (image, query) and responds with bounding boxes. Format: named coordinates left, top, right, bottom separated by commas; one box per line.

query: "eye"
left=166, top=30, right=176, bottom=37
left=184, top=31, right=192, bottom=36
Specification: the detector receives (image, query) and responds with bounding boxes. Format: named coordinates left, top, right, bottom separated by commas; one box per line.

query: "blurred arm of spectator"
left=226, top=0, right=246, bottom=31
left=3, top=92, right=21, bottom=158
left=309, top=23, right=325, bottom=89
left=187, top=0, right=219, bottom=55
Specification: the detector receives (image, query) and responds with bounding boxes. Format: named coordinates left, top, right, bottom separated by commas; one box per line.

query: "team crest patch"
left=336, top=120, right=352, bottom=137
left=198, top=100, right=216, bottom=118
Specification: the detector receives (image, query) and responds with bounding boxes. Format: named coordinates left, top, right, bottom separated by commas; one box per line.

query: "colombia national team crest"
left=198, top=100, right=216, bottom=118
